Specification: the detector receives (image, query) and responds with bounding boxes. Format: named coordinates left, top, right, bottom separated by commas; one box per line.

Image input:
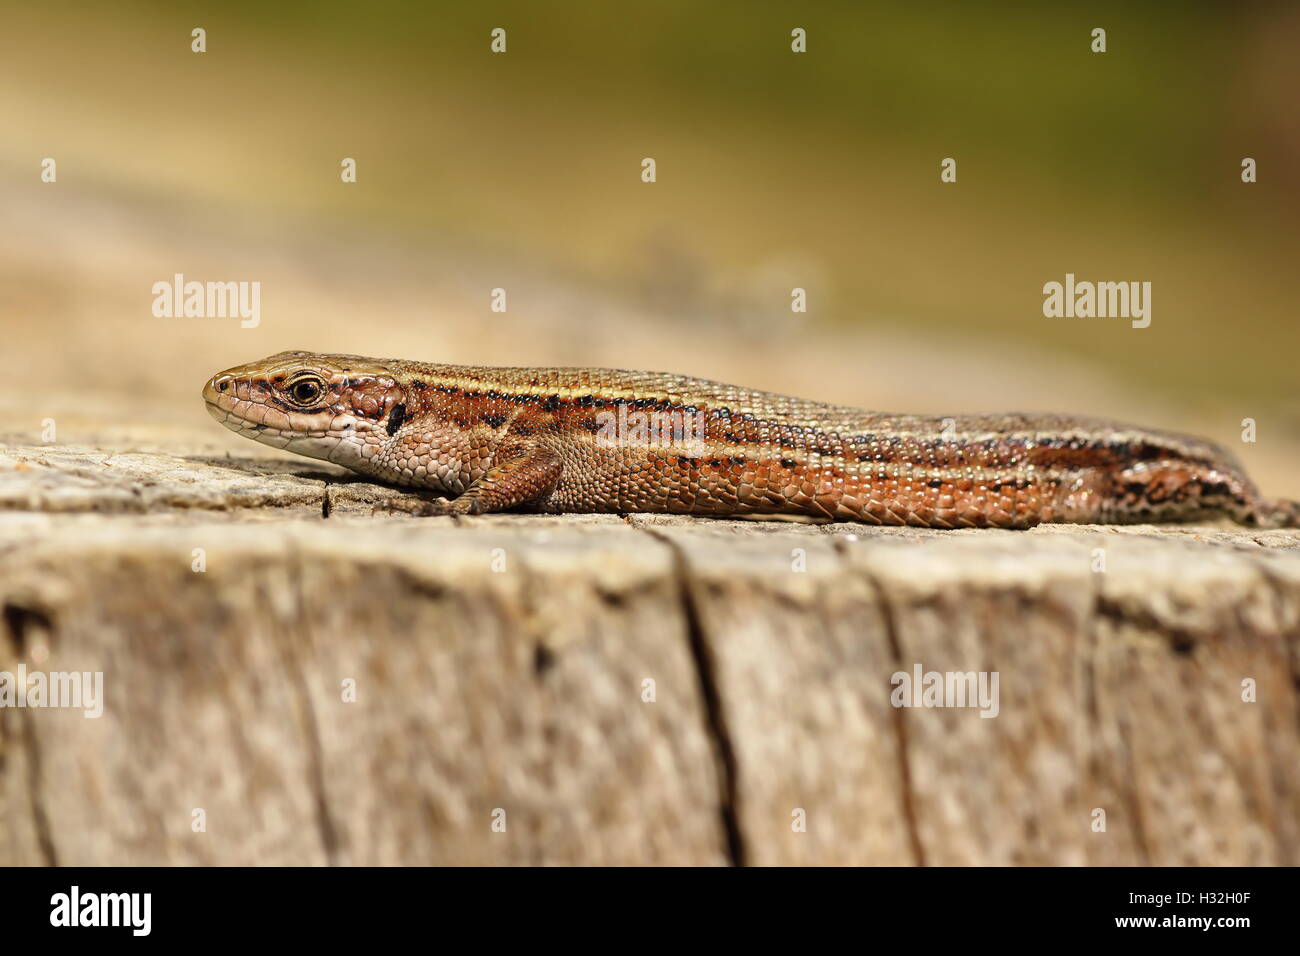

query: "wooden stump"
left=2, top=442, right=1298, bottom=864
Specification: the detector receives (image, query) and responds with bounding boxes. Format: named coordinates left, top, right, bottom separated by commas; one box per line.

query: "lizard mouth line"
left=206, top=404, right=331, bottom=440
left=205, top=398, right=368, bottom=468
left=205, top=400, right=283, bottom=437
left=205, top=395, right=286, bottom=430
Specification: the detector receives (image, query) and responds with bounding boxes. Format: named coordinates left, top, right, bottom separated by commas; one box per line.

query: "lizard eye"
left=287, top=377, right=325, bottom=405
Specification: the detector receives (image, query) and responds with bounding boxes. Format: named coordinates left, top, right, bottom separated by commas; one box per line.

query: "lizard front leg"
left=405, top=443, right=563, bottom=516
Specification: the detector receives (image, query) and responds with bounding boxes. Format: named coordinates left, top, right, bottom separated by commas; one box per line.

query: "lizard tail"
left=1257, top=498, right=1300, bottom=529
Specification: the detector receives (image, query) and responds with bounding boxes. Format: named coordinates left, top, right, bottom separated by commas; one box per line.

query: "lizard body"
left=203, top=351, right=1295, bottom=529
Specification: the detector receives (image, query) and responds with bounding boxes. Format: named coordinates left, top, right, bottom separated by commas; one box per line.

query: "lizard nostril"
left=204, top=375, right=235, bottom=403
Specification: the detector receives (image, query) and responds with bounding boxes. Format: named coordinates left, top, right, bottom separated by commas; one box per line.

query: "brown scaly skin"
left=202, top=350, right=1298, bottom=529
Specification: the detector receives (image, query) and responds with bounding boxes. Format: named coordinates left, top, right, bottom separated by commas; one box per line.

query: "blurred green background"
left=2, top=1, right=1297, bottom=490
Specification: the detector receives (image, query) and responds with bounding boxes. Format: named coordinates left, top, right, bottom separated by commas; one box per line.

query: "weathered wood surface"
left=2, top=441, right=1299, bottom=865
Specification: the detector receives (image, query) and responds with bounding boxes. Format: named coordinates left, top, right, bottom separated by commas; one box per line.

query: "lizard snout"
left=203, top=374, right=234, bottom=403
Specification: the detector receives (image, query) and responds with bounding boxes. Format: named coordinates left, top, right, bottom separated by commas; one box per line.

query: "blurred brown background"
left=2, top=1, right=1297, bottom=494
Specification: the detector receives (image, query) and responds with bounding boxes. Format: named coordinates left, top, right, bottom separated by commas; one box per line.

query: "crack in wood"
left=3, top=604, right=58, bottom=866
left=643, top=527, right=747, bottom=867
left=858, top=567, right=927, bottom=867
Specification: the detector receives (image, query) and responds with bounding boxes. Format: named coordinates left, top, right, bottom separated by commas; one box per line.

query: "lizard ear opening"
left=386, top=402, right=407, bottom=437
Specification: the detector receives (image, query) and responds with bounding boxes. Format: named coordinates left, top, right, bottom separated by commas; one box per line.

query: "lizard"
left=202, top=350, right=1298, bottom=529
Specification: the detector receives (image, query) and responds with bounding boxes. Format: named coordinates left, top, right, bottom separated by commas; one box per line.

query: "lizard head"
left=202, top=351, right=409, bottom=470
